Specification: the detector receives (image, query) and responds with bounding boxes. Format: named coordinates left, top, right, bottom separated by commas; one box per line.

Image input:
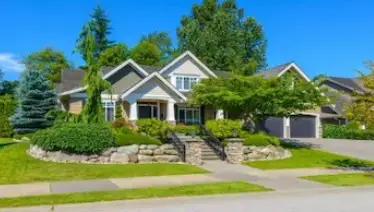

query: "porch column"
left=216, top=109, right=224, bottom=120
left=129, top=101, right=138, bottom=123
left=166, top=100, right=176, bottom=124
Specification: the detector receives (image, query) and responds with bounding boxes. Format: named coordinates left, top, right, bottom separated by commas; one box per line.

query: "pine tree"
left=10, top=70, right=57, bottom=134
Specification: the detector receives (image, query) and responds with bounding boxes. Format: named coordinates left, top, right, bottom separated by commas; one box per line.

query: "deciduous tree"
left=131, top=41, right=162, bottom=66
left=189, top=74, right=327, bottom=129
left=23, top=48, right=70, bottom=83
left=141, top=31, right=175, bottom=64
left=98, top=43, right=130, bottom=67
left=178, top=0, right=267, bottom=75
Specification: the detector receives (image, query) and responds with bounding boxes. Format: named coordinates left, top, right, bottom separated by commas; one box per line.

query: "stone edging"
left=28, top=144, right=183, bottom=164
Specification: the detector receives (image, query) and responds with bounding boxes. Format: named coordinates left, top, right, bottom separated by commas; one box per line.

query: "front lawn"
left=246, top=145, right=374, bottom=170
left=0, top=139, right=207, bottom=185
left=303, top=173, right=374, bottom=187
left=0, top=181, right=271, bottom=208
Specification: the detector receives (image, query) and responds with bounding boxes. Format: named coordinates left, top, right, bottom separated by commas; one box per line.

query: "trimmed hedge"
left=323, top=124, right=374, bottom=140
left=173, top=124, right=200, bottom=136
left=31, top=123, right=115, bottom=155
left=115, top=133, right=162, bottom=146
left=136, top=118, right=171, bottom=139
left=241, top=132, right=281, bottom=146
left=205, top=119, right=242, bottom=139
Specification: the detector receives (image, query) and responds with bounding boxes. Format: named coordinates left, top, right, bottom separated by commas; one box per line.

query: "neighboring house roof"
left=327, top=76, right=366, bottom=93
left=256, top=62, right=294, bottom=78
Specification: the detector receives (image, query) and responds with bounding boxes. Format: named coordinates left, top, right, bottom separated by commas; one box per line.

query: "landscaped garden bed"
left=0, top=138, right=207, bottom=185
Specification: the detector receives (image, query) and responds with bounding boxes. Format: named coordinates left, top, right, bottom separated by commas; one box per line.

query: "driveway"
left=298, top=138, right=374, bottom=161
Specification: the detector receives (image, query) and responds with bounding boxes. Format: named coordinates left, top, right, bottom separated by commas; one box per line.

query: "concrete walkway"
left=0, top=174, right=222, bottom=198
left=0, top=160, right=365, bottom=198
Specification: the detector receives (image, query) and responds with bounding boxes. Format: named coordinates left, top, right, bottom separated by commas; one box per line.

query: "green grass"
left=0, top=181, right=270, bottom=208
left=246, top=145, right=374, bottom=170
left=303, top=173, right=374, bottom=187
left=0, top=138, right=207, bottom=185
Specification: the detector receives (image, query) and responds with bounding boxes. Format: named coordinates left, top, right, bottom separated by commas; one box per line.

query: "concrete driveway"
left=298, top=138, right=374, bottom=161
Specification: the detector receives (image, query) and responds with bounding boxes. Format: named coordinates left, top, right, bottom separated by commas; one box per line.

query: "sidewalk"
left=0, top=174, right=222, bottom=198
left=0, top=161, right=364, bottom=198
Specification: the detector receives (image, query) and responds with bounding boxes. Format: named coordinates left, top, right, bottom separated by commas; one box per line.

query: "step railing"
left=167, top=131, right=186, bottom=162
left=199, top=124, right=226, bottom=160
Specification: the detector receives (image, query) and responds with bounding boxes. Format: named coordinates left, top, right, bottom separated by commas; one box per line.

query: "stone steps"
left=201, top=142, right=221, bottom=161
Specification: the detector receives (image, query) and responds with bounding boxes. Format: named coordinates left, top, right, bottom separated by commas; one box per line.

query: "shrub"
left=112, top=117, right=132, bottom=129
left=346, top=121, right=360, bottom=130
left=115, top=133, right=162, bottom=146
left=32, top=123, right=115, bottom=155
left=323, top=124, right=374, bottom=140
left=115, top=104, right=122, bottom=119
left=241, top=131, right=280, bottom=146
left=173, top=124, right=200, bottom=136
left=205, top=119, right=242, bottom=139
left=0, top=95, right=16, bottom=137
left=136, top=118, right=171, bottom=139
left=48, top=108, right=81, bottom=124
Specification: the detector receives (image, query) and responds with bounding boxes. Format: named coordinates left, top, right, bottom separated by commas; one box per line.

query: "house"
left=320, top=76, right=367, bottom=126
left=56, top=51, right=322, bottom=138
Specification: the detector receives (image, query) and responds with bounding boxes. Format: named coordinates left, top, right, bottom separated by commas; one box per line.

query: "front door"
left=138, top=103, right=158, bottom=119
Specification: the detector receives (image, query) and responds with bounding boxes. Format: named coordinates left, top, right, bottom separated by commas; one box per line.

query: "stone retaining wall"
left=243, top=145, right=292, bottom=161
left=29, top=144, right=182, bottom=164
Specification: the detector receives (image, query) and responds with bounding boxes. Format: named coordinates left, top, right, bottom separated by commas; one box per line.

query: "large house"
left=56, top=51, right=323, bottom=138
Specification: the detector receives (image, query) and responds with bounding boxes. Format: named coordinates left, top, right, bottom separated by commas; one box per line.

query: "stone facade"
left=29, top=144, right=181, bottom=164
left=224, top=138, right=244, bottom=164
left=243, top=145, right=292, bottom=161
left=185, top=138, right=203, bottom=165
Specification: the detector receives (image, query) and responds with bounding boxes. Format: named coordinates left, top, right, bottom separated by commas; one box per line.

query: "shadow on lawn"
left=329, top=159, right=374, bottom=171
left=280, top=139, right=314, bottom=149
left=0, top=142, right=16, bottom=150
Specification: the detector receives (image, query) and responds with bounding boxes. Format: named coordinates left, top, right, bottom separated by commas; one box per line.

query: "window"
left=177, top=106, right=200, bottom=124
left=102, top=102, right=115, bottom=122
left=175, top=76, right=199, bottom=91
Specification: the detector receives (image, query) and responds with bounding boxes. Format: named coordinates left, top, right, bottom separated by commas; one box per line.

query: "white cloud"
left=0, top=53, right=25, bottom=73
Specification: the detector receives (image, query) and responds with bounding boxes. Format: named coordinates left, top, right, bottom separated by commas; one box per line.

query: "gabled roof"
left=121, top=72, right=187, bottom=101
left=327, top=76, right=366, bottom=93
left=256, top=62, right=311, bottom=82
left=158, top=51, right=217, bottom=78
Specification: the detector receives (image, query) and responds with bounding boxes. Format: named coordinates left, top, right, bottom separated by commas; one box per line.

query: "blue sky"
left=1, top=0, right=373, bottom=80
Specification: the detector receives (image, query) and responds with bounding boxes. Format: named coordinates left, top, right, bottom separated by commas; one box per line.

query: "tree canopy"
left=177, top=0, right=267, bottom=75
left=345, top=61, right=374, bottom=127
left=140, top=31, right=175, bottom=64
left=23, top=48, right=70, bottom=83
left=75, top=5, right=113, bottom=63
left=98, top=43, right=130, bottom=67
left=131, top=40, right=163, bottom=66
left=0, top=80, right=19, bottom=96
left=189, top=73, right=327, bottom=126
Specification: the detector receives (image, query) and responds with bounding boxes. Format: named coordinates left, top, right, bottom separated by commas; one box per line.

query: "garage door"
left=290, top=115, right=316, bottom=138
left=259, top=117, right=284, bottom=138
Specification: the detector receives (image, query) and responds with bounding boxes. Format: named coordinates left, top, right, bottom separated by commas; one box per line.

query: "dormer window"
left=176, top=76, right=198, bottom=91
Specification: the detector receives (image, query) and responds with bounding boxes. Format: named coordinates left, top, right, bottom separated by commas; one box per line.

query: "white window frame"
left=175, top=75, right=199, bottom=91
left=102, top=101, right=116, bottom=122
left=177, top=106, right=201, bottom=125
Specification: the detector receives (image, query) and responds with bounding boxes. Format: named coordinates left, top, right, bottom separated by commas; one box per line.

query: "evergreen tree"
left=76, top=5, right=113, bottom=62
left=10, top=71, right=57, bottom=134
left=178, top=0, right=267, bottom=75
left=81, top=23, right=111, bottom=124
left=115, top=103, right=122, bottom=119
